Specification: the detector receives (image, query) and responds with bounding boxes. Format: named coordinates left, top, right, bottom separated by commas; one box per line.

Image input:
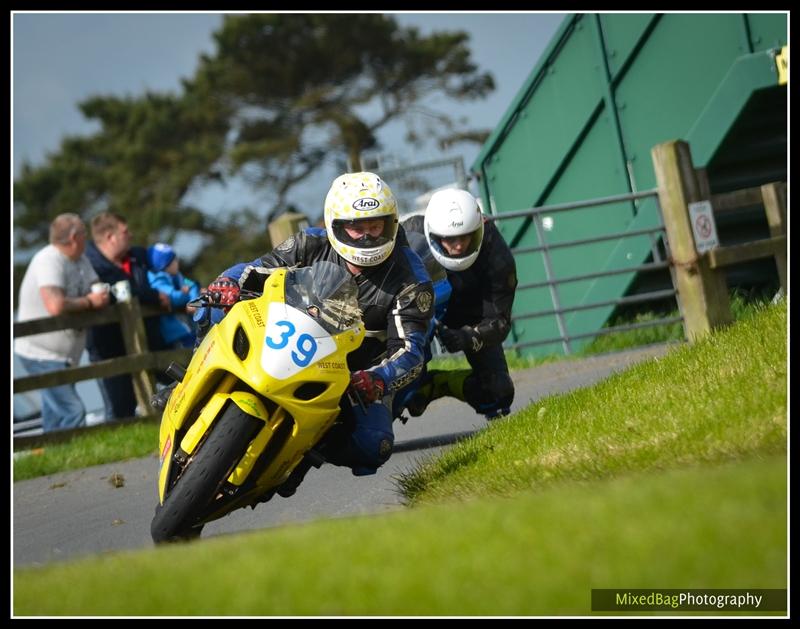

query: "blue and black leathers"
left=391, top=222, right=451, bottom=420
left=198, top=225, right=433, bottom=474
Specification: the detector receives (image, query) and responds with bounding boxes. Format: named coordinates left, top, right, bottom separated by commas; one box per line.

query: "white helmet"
left=424, top=189, right=484, bottom=272
left=324, top=172, right=399, bottom=267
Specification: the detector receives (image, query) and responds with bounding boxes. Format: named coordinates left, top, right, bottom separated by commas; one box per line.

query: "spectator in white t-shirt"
left=14, top=214, right=110, bottom=432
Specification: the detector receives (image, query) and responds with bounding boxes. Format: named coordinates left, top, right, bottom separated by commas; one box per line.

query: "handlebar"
left=187, top=288, right=263, bottom=309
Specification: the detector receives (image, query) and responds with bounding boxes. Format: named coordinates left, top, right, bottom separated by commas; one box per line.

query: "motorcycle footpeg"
left=165, top=361, right=187, bottom=383
left=305, top=448, right=326, bottom=468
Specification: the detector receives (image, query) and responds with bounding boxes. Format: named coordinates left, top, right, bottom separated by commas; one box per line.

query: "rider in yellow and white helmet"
left=323, top=172, right=399, bottom=267
left=173, top=170, right=434, bottom=494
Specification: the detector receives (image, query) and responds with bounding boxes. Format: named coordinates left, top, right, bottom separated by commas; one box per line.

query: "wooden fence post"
left=651, top=140, right=732, bottom=342
left=761, top=182, right=787, bottom=296
left=117, top=297, right=155, bottom=411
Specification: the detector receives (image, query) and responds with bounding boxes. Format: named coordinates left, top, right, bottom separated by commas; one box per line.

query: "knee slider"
left=350, top=403, right=394, bottom=471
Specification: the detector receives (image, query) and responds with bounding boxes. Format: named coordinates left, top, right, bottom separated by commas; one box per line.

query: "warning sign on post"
left=688, top=200, right=719, bottom=254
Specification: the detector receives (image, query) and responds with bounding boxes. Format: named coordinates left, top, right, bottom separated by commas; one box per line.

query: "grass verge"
left=13, top=422, right=159, bottom=482
left=398, top=300, right=786, bottom=504
left=13, top=456, right=786, bottom=616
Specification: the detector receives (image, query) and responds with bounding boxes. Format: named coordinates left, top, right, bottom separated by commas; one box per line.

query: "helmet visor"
left=429, top=227, right=482, bottom=260
left=332, top=215, right=397, bottom=249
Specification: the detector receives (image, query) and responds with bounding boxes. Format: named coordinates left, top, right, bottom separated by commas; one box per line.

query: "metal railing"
left=485, top=188, right=682, bottom=355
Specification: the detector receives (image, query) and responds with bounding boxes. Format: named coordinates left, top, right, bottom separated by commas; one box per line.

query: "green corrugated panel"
left=746, top=13, right=789, bottom=51
left=686, top=49, right=785, bottom=168
left=473, top=15, right=579, bottom=182
left=559, top=51, right=784, bottom=351
left=485, top=17, right=606, bottom=236
left=597, top=13, right=654, bottom=79
left=614, top=14, right=748, bottom=192
left=476, top=12, right=787, bottom=358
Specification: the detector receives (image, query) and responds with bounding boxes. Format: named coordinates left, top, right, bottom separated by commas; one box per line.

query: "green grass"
left=13, top=422, right=159, bottom=482
left=430, top=290, right=771, bottom=373
left=398, top=299, right=786, bottom=504
left=579, top=289, right=769, bottom=355
left=13, top=456, right=786, bottom=616
left=12, top=300, right=787, bottom=616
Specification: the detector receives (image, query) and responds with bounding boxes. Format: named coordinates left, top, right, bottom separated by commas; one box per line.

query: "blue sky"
left=12, top=11, right=566, bottom=241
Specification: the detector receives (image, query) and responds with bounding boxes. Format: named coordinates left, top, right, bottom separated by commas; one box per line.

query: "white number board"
left=261, top=303, right=337, bottom=379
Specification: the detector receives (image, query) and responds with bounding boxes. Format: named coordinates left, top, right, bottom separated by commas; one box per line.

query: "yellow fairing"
left=156, top=268, right=364, bottom=504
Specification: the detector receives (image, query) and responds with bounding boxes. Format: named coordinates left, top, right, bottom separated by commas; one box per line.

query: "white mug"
left=91, top=282, right=110, bottom=294
left=112, top=280, right=132, bottom=303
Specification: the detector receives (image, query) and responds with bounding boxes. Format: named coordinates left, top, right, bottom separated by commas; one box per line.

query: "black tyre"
left=151, top=404, right=261, bottom=544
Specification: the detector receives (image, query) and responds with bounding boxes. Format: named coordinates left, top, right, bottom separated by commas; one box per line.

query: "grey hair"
left=49, top=213, right=85, bottom=245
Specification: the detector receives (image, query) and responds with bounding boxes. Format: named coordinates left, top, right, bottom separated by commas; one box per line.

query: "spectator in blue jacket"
left=147, top=243, right=201, bottom=349
left=85, top=212, right=170, bottom=420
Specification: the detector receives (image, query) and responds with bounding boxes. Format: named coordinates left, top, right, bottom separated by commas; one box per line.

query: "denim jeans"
left=96, top=372, right=138, bottom=421
left=16, top=355, right=86, bottom=433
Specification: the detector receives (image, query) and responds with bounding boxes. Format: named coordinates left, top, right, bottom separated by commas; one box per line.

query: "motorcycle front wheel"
left=151, top=403, right=262, bottom=544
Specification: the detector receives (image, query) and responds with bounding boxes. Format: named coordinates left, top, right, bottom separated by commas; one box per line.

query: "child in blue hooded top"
left=146, top=243, right=201, bottom=349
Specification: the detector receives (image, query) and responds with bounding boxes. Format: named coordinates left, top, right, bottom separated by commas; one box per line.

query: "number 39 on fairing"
left=261, top=302, right=337, bottom=379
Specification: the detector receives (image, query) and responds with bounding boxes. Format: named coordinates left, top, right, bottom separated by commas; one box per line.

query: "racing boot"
left=405, top=369, right=470, bottom=417
left=276, top=449, right=324, bottom=498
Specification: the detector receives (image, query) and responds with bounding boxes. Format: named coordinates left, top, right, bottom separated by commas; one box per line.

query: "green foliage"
left=13, top=14, right=494, bottom=272
left=194, top=14, right=494, bottom=218
left=188, top=209, right=276, bottom=286
left=14, top=91, right=229, bottom=254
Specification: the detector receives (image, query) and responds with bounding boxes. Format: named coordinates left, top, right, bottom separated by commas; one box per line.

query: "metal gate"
left=489, top=189, right=684, bottom=357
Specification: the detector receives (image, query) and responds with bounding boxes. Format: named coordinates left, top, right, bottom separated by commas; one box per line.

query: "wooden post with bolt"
left=651, top=140, right=732, bottom=342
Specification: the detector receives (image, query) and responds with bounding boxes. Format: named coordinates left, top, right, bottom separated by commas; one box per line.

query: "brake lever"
left=347, top=385, right=368, bottom=414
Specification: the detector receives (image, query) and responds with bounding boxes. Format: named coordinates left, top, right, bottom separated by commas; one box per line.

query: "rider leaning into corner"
left=151, top=172, right=434, bottom=497
left=402, top=189, right=518, bottom=421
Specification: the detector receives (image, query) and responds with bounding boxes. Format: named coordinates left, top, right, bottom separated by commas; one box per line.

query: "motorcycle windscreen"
left=283, top=261, right=361, bottom=334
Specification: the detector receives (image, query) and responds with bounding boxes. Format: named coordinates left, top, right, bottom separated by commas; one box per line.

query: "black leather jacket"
left=441, top=219, right=517, bottom=346
left=222, top=227, right=434, bottom=393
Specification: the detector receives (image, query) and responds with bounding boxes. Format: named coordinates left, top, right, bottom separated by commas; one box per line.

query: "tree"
left=14, top=13, right=494, bottom=260
left=14, top=89, right=229, bottom=249
left=192, top=13, right=495, bottom=220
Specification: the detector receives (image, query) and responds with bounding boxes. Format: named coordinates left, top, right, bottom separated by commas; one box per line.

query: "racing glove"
left=205, top=277, right=240, bottom=311
left=239, top=265, right=272, bottom=292
left=350, top=370, right=385, bottom=404
left=438, top=324, right=484, bottom=354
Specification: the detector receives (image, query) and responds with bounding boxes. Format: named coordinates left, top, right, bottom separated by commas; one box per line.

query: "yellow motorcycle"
left=151, top=261, right=364, bottom=543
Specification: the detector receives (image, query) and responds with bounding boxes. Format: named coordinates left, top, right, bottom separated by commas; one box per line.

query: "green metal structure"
left=472, top=13, right=787, bottom=357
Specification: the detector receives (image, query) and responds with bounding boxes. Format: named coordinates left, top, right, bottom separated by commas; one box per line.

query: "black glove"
left=438, top=324, right=484, bottom=354
left=350, top=370, right=385, bottom=404
left=239, top=265, right=272, bottom=292
left=204, top=277, right=240, bottom=310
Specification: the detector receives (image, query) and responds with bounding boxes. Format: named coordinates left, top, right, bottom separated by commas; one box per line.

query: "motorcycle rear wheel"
left=151, top=404, right=261, bottom=544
